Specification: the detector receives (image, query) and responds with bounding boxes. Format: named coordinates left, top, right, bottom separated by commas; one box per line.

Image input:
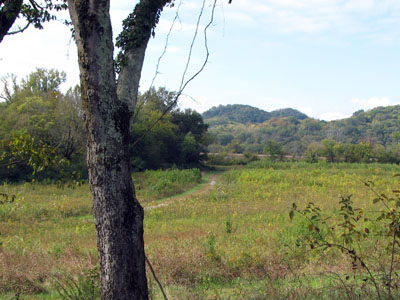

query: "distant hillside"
left=205, top=104, right=400, bottom=157
left=202, top=104, right=271, bottom=124
left=269, top=108, right=308, bottom=120
left=329, top=105, right=400, bottom=145
left=202, top=104, right=308, bottom=125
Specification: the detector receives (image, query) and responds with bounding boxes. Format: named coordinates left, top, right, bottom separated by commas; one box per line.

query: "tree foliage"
left=0, top=69, right=85, bottom=181
left=204, top=104, right=400, bottom=162
left=203, top=104, right=307, bottom=126
left=131, top=87, right=210, bottom=170
left=0, top=74, right=210, bottom=181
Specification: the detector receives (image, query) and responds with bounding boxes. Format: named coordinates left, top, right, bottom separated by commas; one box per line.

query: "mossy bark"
left=67, top=0, right=170, bottom=299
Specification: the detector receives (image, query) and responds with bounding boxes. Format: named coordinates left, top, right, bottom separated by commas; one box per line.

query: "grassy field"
left=1, top=162, right=400, bottom=299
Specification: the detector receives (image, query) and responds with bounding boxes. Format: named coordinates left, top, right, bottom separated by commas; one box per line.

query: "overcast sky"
left=1, top=0, right=400, bottom=121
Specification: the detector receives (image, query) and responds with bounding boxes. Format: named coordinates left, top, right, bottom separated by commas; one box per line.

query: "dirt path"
left=144, top=172, right=221, bottom=211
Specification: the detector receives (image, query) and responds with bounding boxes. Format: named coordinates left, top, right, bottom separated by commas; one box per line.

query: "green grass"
left=134, top=168, right=202, bottom=203
left=2, top=162, right=400, bottom=299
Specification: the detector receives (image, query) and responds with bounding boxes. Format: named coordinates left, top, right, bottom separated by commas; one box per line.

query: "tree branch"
left=0, top=0, right=23, bottom=43
left=6, top=21, right=30, bottom=35
left=145, top=255, right=168, bottom=300
left=132, top=0, right=217, bottom=147
left=149, top=0, right=183, bottom=89
left=116, top=0, right=173, bottom=114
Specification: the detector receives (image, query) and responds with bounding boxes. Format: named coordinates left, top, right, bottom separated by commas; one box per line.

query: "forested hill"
left=202, top=104, right=308, bottom=126
left=205, top=104, right=400, bottom=157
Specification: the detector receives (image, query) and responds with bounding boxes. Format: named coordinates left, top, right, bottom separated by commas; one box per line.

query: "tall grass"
left=2, top=162, right=400, bottom=299
left=134, top=168, right=202, bottom=202
left=0, top=168, right=202, bottom=298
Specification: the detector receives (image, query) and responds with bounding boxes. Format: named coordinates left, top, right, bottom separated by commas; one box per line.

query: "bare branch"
left=178, top=0, right=207, bottom=90
left=145, top=255, right=168, bottom=300
left=132, top=0, right=218, bottom=147
left=149, top=0, right=183, bottom=89
left=178, top=0, right=217, bottom=96
left=6, top=22, right=30, bottom=35
left=0, top=159, right=27, bottom=169
left=28, top=0, right=40, bottom=11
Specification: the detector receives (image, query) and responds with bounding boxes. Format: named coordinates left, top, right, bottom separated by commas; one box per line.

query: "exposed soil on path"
left=144, top=172, right=221, bottom=211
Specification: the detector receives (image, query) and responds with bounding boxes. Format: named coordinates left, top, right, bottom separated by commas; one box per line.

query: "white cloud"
left=298, top=107, right=315, bottom=118
left=319, top=112, right=350, bottom=121
left=351, top=97, right=391, bottom=110
left=224, top=11, right=256, bottom=26
left=344, top=0, right=375, bottom=11
left=223, top=0, right=400, bottom=40
left=166, top=46, right=181, bottom=53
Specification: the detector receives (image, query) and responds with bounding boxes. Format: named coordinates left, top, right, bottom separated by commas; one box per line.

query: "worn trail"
left=144, top=172, right=220, bottom=211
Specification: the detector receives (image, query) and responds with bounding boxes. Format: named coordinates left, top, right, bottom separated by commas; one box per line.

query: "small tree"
left=263, top=139, right=284, bottom=161
left=305, top=142, right=323, bottom=163
left=321, top=139, right=337, bottom=162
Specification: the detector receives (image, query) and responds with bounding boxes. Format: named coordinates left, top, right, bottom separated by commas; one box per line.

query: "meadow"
left=1, top=162, right=400, bottom=299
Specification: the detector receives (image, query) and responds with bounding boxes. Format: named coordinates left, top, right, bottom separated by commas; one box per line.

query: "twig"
left=6, top=22, right=30, bottom=35
left=178, top=0, right=207, bottom=90
left=145, top=254, right=168, bottom=300
left=149, top=0, right=183, bottom=89
left=388, top=228, right=397, bottom=299
left=327, top=242, right=382, bottom=300
left=326, top=271, right=352, bottom=300
left=0, top=159, right=27, bottom=169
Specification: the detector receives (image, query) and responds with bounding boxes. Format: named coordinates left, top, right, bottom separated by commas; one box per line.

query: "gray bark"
left=67, top=0, right=171, bottom=299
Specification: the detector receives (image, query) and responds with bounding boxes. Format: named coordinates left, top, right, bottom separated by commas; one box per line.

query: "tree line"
left=204, top=104, right=400, bottom=163
left=0, top=69, right=210, bottom=182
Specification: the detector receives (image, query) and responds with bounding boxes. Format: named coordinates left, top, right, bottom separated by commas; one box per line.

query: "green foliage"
left=202, top=104, right=307, bottom=125
left=204, top=232, right=221, bottom=263
left=0, top=69, right=86, bottom=182
left=0, top=73, right=210, bottom=181
left=54, top=266, right=100, bottom=300
left=0, top=132, right=59, bottom=175
left=204, top=104, right=400, bottom=162
left=290, top=182, right=400, bottom=299
left=134, top=168, right=202, bottom=201
left=19, top=1, right=68, bottom=30
left=207, top=152, right=258, bottom=166
left=0, top=0, right=68, bottom=44
left=263, top=140, right=284, bottom=161
left=3, top=163, right=400, bottom=298
left=305, top=142, right=323, bottom=163
left=225, top=217, right=237, bottom=234
left=203, top=104, right=272, bottom=124
left=131, top=87, right=209, bottom=170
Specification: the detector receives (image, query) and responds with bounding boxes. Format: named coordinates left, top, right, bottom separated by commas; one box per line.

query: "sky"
left=1, top=0, right=400, bottom=121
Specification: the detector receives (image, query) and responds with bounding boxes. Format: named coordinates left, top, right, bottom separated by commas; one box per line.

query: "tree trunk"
left=67, top=1, right=170, bottom=299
